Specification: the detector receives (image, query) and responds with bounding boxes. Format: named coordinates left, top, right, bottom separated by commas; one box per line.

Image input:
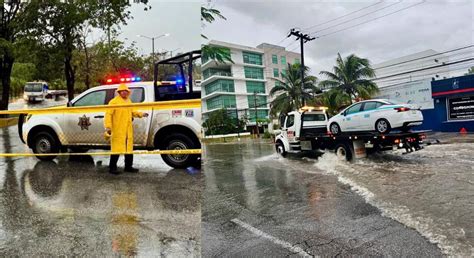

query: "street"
left=0, top=126, right=202, bottom=256
left=202, top=137, right=474, bottom=256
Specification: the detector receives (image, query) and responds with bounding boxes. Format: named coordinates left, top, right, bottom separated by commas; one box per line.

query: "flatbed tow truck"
left=275, top=106, right=430, bottom=161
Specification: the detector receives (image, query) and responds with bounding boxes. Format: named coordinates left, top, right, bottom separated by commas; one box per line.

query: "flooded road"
left=7, top=96, right=68, bottom=111
left=315, top=138, right=474, bottom=256
left=202, top=142, right=442, bottom=257
left=0, top=126, right=202, bottom=256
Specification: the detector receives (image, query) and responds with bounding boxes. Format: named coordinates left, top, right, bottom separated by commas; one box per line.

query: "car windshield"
left=24, top=84, right=43, bottom=92
left=303, top=114, right=326, bottom=121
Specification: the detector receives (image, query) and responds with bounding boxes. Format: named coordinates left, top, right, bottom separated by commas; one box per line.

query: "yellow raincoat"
left=104, top=84, right=143, bottom=153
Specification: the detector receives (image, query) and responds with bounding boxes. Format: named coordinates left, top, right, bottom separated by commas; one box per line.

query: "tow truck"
left=275, top=106, right=428, bottom=161
left=18, top=50, right=202, bottom=168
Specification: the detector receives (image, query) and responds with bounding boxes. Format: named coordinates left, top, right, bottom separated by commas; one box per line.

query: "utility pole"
left=234, top=108, right=240, bottom=141
left=254, top=92, right=260, bottom=138
left=288, top=28, right=315, bottom=107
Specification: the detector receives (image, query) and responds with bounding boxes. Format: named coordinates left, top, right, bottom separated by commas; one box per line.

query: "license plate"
left=300, top=141, right=312, bottom=151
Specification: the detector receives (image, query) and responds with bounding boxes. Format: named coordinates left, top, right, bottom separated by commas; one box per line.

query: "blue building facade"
left=417, top=74, right=474, bottom=132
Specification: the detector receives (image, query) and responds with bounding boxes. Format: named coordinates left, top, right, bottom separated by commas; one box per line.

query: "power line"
left=374, top=45, right=474, bottom=70
left=315, top=0, right=426, bottom=39
left=303, top=0, right=385, bottom=31
left=309, top=0, right=402, bottom=35
left=373, top=57, right=474, bottom=81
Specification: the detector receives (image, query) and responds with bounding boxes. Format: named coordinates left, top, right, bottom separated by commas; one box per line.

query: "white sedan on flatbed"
left=328, top=99, right=423, bottom=135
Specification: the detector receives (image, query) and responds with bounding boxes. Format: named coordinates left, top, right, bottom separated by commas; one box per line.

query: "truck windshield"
left=303, top=114, right=326, bottom=121
left=24, top=84, right=43, bottom=92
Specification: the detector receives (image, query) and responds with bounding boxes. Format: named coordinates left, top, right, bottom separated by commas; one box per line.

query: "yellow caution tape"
left=0, top=149, right=201, bottom=158
left=0, top=99, right=201, bottom=115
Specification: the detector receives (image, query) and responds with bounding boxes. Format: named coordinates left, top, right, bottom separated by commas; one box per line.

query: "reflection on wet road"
left=203, top=142, right=441, bottom=257
left=0, top=126, right=202, bottom=256
left=8, top=97, right=68, bottom=111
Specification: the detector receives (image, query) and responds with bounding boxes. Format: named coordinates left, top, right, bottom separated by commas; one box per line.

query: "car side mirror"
left=67, top=101, right=72, bottom=107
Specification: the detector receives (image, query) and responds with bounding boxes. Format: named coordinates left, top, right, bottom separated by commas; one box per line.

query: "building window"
left=273, top=68, right=279, bottom=77
left=206, top=95, right=237, bottom=110
left=202, top=68, right=232, bottom=80
left=246, top=81, right=265, bottom=93
left=281, top=56, right=286, bottom=65
left=248, top=110, right=269, bottom=122
left=244, top=66, right=264, bottom=79
left=242, top=51, right=262, bottom=65
left=205, top=79, right=235, bottom=95
left=295, top=58, right=300, bottom=64
left=281, top=69, right=287, bottom=77
left=247, top=95, right=267, bottom=108
left=272, top=55, right=278, bottom=64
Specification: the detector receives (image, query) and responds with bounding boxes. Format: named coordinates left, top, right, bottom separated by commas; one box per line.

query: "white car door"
left=359, top=101, right=383, bottom=131
left=64, top=89, right=112, bottom=145
left=284, top=114, right=297, bottom=142
left=341, top=103, right=363, bottom=131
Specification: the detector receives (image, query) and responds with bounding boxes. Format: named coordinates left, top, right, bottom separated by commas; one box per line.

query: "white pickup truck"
left=18, top=51, right=202, bottom=168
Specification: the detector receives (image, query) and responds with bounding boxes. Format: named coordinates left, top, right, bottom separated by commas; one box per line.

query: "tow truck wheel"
left=32, top=132, right=59, bottom=161
left=335, top=143, right=353, bottom=161
left=375, top=119, right=391, bottom=134
left=161, top=133, right=199, bottom=169
left=330, top=123, right=341, bottom=135
left=275, top=141, right=287, bottom=157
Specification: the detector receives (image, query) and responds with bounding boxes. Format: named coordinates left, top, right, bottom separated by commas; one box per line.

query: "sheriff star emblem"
left=78, top=115, right=91, bottom=130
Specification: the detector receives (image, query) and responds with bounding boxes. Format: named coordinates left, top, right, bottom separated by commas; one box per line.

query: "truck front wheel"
left=161, top=133, right=199, bottom=169
left=32, top=132, right=59, bottom=161
left=275, top=141, right=287, bottom=157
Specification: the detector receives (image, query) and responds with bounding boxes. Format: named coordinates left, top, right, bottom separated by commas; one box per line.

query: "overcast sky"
left=91, top=0, right=201, bottom=57
left=204, top=0, right=473, bottom=76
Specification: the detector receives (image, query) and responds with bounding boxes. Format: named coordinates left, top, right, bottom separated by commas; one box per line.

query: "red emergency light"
left=105, top=75, right=142, bottom=84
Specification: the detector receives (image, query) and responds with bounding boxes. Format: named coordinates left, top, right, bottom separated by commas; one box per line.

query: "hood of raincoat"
left=116, top=84, right=131, bottom=93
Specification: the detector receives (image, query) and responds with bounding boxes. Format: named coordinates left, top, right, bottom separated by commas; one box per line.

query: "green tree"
left=201, top=6, right=232, bottom=63
left=312, top=89, right=351, bottom=116
left=18, top=0, right=147, bottom=101
left=0, top=1, right=27, bottom=111
left=203, top=109, right=237, bottom=136
left=319, top=53, right=378, bottom=104
left=269, top=63, right=320, bottom=117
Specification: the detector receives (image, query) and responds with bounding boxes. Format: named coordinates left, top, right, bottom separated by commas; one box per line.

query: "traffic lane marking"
left=230, top=218, right=314, bottom=257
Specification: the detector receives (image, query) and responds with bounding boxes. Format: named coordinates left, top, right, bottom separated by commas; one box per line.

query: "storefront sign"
left=377, top=79, right=434, bottom=109
left=448, top=95, right=474, bottom=120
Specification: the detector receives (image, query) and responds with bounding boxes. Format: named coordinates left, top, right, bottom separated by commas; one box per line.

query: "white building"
left=201, top=40, right=300, bottom=131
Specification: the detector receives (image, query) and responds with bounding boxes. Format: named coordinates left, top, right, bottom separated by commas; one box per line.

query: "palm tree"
left=201, top=6, right=232, bottom=63
left=312, top=89, right=351, bottom=116
left=270, top=63, right=320, bottom=117
left=319, top=53, right=378, bottom=103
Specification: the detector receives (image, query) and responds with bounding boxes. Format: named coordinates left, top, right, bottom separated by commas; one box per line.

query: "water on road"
left=0, top=126, right=202, bottom=256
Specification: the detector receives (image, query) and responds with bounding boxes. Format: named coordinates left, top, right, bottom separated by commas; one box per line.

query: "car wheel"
left=32, top=132, right=59, bottom=161
left=275, top=141, right=287, bottom=157
left=330, top=122, right=341, bottom=135
left=161, top=133, right=199, bottom=169
left=375, top=119, right=391, bottom=134
left=335, top=143, right=354, bottom=161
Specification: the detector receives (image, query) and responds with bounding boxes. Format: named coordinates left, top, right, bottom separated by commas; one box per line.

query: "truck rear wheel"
left=32, top=132, right=59, bottom=161
left=335, top=143, right=353, bottom=161
left=161, top=133, right=199, bottom=169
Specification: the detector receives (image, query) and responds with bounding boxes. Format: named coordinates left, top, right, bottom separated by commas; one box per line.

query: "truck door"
left=285, top=114, right=296, bottom=142
left=64, top=89, right=111, bottom=145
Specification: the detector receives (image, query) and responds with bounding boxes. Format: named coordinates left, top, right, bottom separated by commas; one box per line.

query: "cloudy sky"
left=204, top=0, right=473, bottom=76
left=91, top=0, right=201, bottom=57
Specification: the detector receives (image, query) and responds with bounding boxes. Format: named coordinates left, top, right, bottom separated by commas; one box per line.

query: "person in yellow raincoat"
left=105, top=84, right=148, bottom=174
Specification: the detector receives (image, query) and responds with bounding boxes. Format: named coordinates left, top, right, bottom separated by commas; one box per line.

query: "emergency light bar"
left=105, top=76, right=142, bottom=84
left=299, top=106, right=328, bottom=112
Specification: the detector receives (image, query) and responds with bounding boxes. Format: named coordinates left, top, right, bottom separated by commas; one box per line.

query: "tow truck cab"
left=275, top=107, right=328, bottom=155
left=19, top=50, right=202, bottom=169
